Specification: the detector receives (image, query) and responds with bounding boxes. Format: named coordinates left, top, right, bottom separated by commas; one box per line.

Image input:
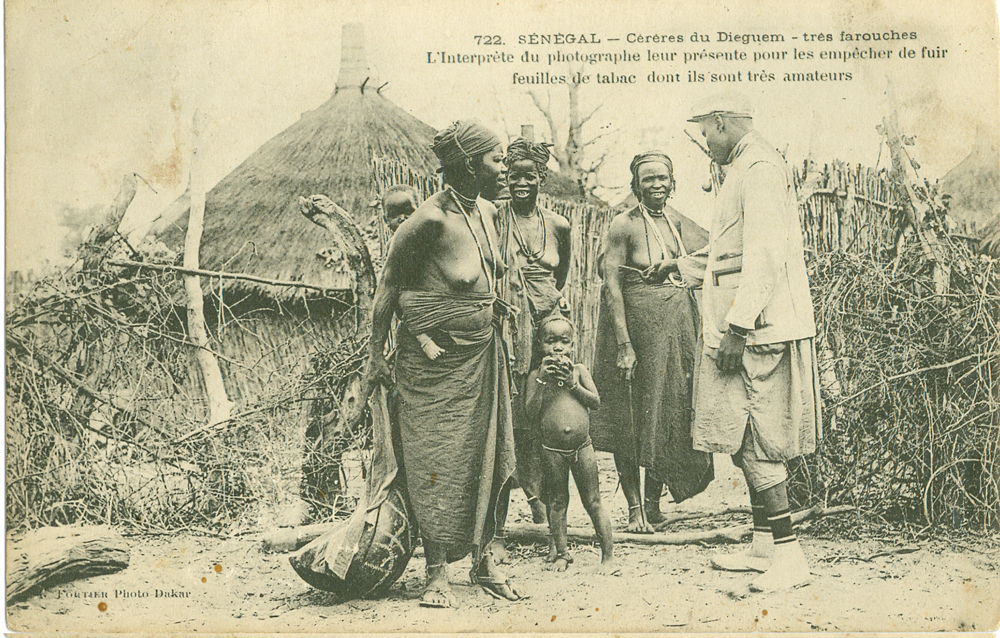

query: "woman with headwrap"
left=489, top=137, right=571, bottom=558
left=591, top=151, right=714, bottom=532
left=356, top=120, right=520, bottom=607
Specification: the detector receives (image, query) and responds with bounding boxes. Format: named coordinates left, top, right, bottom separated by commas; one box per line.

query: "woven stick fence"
left=6, top=239, right=370, bottom=533
left=789, top=160, right=999, bottom=529
left=795, top=161, right=907, bottom=256
left=537, top=194, right=614, bottom=366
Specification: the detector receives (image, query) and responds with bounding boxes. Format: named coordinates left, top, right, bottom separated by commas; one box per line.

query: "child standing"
left=525, top=314, right=614, bottom=571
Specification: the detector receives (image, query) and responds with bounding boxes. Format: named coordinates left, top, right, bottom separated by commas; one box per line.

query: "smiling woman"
left=591, top=150, right=713, bottom=533
left=492, top=137, right=573, bottom=544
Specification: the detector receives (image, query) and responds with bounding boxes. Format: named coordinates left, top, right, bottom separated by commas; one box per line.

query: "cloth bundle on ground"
left=289, top=384, right=418, bottom=600
left=394, top=289, right=516, bottom=563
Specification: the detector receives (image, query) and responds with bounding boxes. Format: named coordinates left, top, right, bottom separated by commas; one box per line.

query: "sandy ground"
left=7, top=454, right=1000, bottom=633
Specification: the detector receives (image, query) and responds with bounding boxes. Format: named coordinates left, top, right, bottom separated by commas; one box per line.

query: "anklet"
left=628, top=504, right=642, bottom=511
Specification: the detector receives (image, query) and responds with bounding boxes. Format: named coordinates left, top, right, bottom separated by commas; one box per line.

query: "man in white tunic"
left=679, top=92, right=822, bottom=592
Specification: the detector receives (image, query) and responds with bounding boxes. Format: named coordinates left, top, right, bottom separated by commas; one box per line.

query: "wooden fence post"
left=184, top=111, right=234, bottom=427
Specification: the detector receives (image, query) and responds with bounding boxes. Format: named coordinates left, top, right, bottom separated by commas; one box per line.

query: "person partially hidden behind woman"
left=525, top=313, right=614, bottom=573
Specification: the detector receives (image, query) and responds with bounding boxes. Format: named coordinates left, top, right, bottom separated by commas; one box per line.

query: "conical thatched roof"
left=157, top=24, right=437, bottom=300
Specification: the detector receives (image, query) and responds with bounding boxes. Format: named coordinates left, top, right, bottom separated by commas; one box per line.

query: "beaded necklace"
left=446, top=186, right=497, bottom=292
left=510, top=205, right=546, bottom=264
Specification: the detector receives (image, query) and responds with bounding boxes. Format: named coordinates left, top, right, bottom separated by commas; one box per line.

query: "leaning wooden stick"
left=504, top=505, right=854, bottom=547
left=261, top=505, right=853, bottom=553
left=299, top=194, right=377, bottom=329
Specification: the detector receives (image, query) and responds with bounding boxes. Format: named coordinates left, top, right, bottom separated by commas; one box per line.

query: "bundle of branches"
left=789, top=231, right=999, bottom=530
left=5, top=261, right=369, bottom=534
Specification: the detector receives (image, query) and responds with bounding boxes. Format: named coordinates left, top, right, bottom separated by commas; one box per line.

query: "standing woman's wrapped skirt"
left=591, top=270, right=714, bottom=503
left=394, top=290, right=516, bottom=563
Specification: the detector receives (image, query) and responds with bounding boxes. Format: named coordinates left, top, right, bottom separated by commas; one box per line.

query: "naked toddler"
left=525, top=314, right=614, bottom=571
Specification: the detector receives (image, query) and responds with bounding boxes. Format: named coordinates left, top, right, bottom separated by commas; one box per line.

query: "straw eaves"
left=158, top=86, right=437, bottom=301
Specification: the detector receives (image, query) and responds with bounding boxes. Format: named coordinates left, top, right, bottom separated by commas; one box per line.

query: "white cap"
left=687, top=92, right=754, bottom=122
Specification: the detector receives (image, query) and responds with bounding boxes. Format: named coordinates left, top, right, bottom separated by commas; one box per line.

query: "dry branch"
left=81, top=173, right=138, bottom=270
left=261, top=505, right=852, bottom=553
left=653, top=506, right=751, bottom=531
left=106, top=260, right=349, bottom=293
left=7, top=526, right=130, bottom=603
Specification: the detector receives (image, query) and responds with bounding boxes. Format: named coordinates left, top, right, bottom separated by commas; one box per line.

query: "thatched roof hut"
left=940, top=126, right=1000, bottom=231
left=157, top=23, right=437, bottom=301
left=148, top=25, right=448, bottom=523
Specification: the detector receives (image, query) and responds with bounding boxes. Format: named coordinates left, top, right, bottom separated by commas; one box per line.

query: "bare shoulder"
left=606, top=208, right=639, bottom=238
left=573, top=362, right=592, bottom=377
left=541, top=206, right=571, bottom=232
left=478, top=198, right=499, bottom=221
left=405, top=194, right=447, bottom=228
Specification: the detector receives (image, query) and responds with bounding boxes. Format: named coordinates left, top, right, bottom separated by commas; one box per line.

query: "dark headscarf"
left=629, top=150, right=674, bottom=200
left=431, top=120, right=501, bottom=172
left=504, top=137, right=553, bottom=178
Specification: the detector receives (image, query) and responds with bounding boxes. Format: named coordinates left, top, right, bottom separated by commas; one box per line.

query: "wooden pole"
left=503, top=505, right=853, bottom=547
left=184, top=111, right=234, bottom=427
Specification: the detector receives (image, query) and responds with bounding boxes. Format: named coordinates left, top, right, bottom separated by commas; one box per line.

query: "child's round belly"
left=539, top=396, right=591, bottom=451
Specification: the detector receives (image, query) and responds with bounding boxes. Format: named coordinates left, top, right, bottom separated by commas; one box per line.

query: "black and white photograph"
left=5, top=0, right=999, bottom=632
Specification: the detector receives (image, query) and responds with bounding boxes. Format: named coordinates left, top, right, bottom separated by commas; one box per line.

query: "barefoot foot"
left=486, top=536, right=509, bottom=565
left=419, top=568, right=457, bottom=608
left=545, top=540, right=557, bottom=563
left=544, top=552, right=573, bottom=572
left=625, top=506, right=654, bottom=533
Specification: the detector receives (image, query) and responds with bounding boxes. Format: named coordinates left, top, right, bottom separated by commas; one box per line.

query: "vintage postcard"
left=5, top=0, right=999, bottom=633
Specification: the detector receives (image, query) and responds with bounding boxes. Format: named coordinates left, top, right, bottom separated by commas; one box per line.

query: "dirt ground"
left=8, top=455, right=1000, bottom=633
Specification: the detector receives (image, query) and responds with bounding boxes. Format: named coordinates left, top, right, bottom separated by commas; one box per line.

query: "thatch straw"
left=156, top=87, right=438, bottom=303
